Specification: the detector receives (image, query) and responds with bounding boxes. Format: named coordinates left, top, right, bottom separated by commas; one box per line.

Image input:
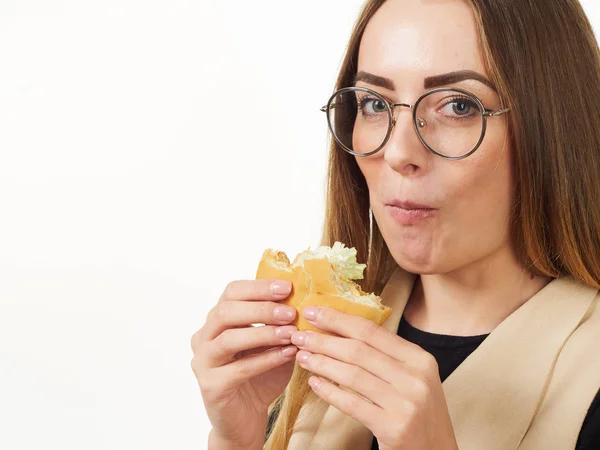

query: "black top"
left=370, top=316, right=600, bottom=449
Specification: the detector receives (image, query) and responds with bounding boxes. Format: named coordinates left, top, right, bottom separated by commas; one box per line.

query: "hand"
left=290, top=307, right=458, bottom=450
left=191, top=279, right=300, bottom=449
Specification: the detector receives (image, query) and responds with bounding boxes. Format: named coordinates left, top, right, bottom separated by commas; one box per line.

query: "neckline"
left=399, top=315, right=490, bottom=348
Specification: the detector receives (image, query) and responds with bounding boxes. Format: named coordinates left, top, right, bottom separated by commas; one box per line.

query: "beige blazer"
left=285, top=268, right=600, bottom=450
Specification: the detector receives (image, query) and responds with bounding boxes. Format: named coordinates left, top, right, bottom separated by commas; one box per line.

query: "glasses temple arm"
left=484, top=107, right=511, bottom=117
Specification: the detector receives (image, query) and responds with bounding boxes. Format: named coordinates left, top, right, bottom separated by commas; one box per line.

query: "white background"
left=1, top=1, right=599, bottom=449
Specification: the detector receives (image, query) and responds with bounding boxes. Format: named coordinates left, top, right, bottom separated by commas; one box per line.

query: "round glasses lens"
left=327, top=89, right=391, bottom=154
left=414, top=90, right=484, bottom=158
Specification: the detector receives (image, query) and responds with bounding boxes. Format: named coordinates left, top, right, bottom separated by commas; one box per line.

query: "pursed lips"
left=384, top=200, right=438, bottom=225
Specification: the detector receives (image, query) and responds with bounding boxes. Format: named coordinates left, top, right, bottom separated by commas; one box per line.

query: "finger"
left=292, top=331, right=410, bottom=387
left=306, top=375, right=383, bottom=435
left=302, top=306, right=426, bottom=366
left=192, top=278, right=292, bottom=351
left=215, top=345, right=299, bottom=390
left=207, top=325, right=298, bottom=367
left=236, top=345, right=275, bottom=358
left=219, top=279, right=292, bottom=303
left=203, top=300, right=297, bottom=341
left=296, top=350, right=395, bottom=410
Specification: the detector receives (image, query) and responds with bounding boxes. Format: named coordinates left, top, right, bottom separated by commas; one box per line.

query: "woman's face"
left=355, top=0, right=513, bottom=274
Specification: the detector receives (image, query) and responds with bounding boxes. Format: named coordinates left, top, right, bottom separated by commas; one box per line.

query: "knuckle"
left=214, top=302, right=230, bottom=323
left=206, top=304, right=221, bottom=325
left=236, top=359, right=253, bottom=378
left=347, top=341, right=365, bottom=362
left=191, top=334, right=208, bottom=362
left=198, top=375, right=218, bottom=396
left=420, top=352, right=439, bottom=374
left=317, top=307, right=334, bottom=326
left=190, top=356, right=200, bottom=375
left=191, top=357, right=210, bottom=387
left=327, top=310, right=341, bottom=328
left=356, top=320, right=378, bottom=342
left=257, top=302, right=270, bottom=318
left=214, top=328, right=236, bottom=355
left=346, top=365, right=365, bottom=388
left=190, top=330, right=201, bottom=353
left=385, top=424, right=408, bottom=446
left=205, top=306, right=216, bottom=323
left=306, top=330, right=322, bottom=347
left=341, top=391, right=362, bottom=413
left=254, top=280, right=267, bottom=298
left=310, top=354, right=323, bottom=372
left=222, top=281, right=238, bottom=300
left=402, top=399, right=418, bottom=418
left=412, top=377, right=431, bottom=401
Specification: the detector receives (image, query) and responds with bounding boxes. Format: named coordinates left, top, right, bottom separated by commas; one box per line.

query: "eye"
left=357, top=96, right=388, bottom=116
left=440, top=96, right=479, bottom=118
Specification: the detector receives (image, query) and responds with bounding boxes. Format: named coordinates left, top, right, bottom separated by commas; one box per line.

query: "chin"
left=393, top=257, right=440, bottom=275
left=387, top=241, right=440, bottom=275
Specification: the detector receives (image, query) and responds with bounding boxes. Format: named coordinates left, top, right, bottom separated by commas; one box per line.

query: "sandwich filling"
left=291, top=242, right=381, bottom=308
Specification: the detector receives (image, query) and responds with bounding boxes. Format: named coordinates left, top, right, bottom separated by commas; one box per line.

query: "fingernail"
left=291, top=332, right=307, bottom=346
left=271, top=281, right=292, bottom=296
left=281, top=345, right=298, bottom=357
left=276, top=326, right=297, bottom=339
left=308, top=376, right=321, bottom=390
left=302, top=307, right=319, bottom=321
left=296, top=350, right=312, bottom=363
left=274, top=306, right=296, bottom=321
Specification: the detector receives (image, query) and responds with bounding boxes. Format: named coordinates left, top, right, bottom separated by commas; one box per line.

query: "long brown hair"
left=264, top=0, right=600, bottom=448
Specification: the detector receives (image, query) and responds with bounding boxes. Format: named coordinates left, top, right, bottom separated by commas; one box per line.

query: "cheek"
left=470, top=138, right=513, bottom=211
left=355, top=157, right=379, bottom=192
left=450, top=143, right=514, bottom=252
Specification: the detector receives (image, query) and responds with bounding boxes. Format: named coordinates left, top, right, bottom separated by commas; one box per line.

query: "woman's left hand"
left=291, top=306, right=459, bottom=450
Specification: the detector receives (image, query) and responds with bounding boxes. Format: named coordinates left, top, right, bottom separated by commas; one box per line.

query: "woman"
left=191, top=0, right=600, bottom=448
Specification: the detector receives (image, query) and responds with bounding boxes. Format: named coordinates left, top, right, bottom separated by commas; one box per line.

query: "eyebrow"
left=353, top=70, right=497, bottom=92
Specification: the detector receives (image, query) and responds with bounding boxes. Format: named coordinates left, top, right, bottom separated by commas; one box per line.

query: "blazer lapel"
left=292, top=268, right=598, bottom=450
left=442, top=277, right=599, bottom=450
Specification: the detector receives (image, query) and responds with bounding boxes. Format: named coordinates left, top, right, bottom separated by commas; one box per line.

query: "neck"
left=403, top=245, right=552, bottom=336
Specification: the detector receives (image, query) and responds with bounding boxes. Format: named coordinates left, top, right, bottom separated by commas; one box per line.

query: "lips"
left=388, top=200, right=435, bottom=210
left=385, top=200, right=437, bottom=225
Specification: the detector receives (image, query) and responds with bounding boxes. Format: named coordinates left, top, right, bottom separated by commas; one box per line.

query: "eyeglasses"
left=320, top=86, right=510, bottom=160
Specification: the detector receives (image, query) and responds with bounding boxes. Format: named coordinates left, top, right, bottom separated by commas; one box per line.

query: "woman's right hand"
left=191, top=279, right=299, bottom=449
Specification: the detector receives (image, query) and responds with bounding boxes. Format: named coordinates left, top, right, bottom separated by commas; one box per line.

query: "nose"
left=383, top=104, right=430, bottom=175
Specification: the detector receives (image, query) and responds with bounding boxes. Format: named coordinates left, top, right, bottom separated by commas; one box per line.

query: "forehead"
left=358, top=0, right=486, bottom=88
